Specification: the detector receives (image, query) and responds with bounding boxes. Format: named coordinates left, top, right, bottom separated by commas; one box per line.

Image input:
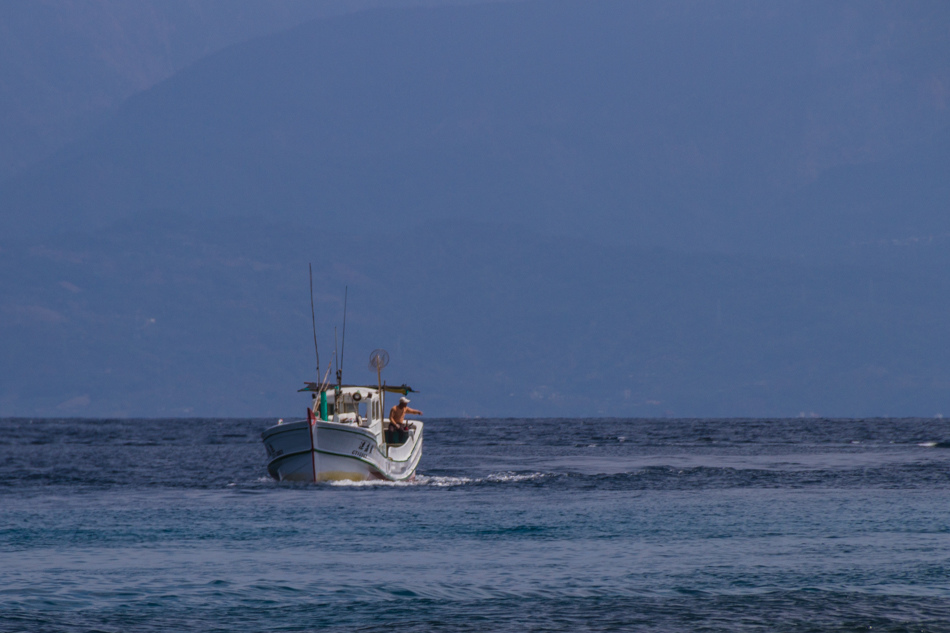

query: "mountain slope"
left=3, top=1, right=950, bottom=418
left=3, top=217, right=949, bottom=418
left=0, top=0, right=498, bottom=180
left=3, top=0, right=949, bottom=254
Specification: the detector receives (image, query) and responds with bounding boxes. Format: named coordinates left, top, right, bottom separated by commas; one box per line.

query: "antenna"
left=309, top=264, right=320, bottom=381
left=340, top=286, right=348, bottom=375
left=334, top=326, right=341, bottom=390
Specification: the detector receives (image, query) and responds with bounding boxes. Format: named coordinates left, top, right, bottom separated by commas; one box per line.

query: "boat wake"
left=918, top=440, right=950, bottom=448
left=327, top=471, right=547, bottom=487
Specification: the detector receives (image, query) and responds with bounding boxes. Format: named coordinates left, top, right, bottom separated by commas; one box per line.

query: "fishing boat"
left=262, top=275, right=423, bottom=482
left=261, top=381, right=423, bottom=483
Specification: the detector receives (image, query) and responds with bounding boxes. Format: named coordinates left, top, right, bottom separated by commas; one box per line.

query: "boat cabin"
left=297, top=382, right=417, bottom=447
left=312, top=386, right=381, bottom=427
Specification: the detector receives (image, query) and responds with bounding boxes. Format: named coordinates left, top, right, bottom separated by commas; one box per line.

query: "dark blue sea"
left=3, top=417, right=950, bottom=632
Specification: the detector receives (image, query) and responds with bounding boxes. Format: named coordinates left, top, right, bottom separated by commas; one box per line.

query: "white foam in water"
left=328, top=478, right=416, bottom=487
left=418, top=475, right=474, bottom=487
left=484, top=472, right=545, bottom=483
left=328, top=475, right=471, bottom=487
left=326, top=472, right=544, bottom=487
left=919, top=441, right=939, bottom=447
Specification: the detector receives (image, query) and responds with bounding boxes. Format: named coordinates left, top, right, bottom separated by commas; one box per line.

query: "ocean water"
left=2, top=417, right=950, bottom=632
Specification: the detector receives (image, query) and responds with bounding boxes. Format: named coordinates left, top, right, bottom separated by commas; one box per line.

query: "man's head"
left=398, top=397, right=410, bottom=407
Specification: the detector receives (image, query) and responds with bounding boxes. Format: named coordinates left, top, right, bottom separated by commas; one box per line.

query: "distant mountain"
left=2, top=0, right=949, bottom=418
left=0, top=0, right=500, bottom=180
left=2, top=216, right=949, bottom=418
left=2, top=0, right=948, bottom=255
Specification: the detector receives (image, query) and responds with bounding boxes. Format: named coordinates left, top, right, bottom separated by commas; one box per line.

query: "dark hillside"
left=2, top=1, right=949, bottom=417
left=3, top=0, right=949, bottom=254
left=0, top=0, right=490, bottom=180
left=2, top=217, right=949, bottom=418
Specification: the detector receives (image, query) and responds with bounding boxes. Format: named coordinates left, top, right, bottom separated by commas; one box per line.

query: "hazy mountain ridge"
left=2, top=0, right=949, bottom=417
left=3, top=217, right=948, bottom=418
left=3, top=0, right=948, bottom=254
left=0, top=0, right=507, bottom=181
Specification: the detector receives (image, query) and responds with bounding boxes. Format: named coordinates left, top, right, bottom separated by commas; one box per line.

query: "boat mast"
left=333, top=327, right=339, bottom=421
left=308, top=264, right=321, bottom=482
left=331, top=287, right=348, bottom=419
left=309, top=263, right=320, bottom=384
left=338, top=286, right=347, bottom=392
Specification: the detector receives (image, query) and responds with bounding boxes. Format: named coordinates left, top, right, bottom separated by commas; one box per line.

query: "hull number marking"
left=352, top=440, right=376, bottom=458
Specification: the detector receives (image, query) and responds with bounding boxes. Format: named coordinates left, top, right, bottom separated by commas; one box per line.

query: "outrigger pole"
left=309, top=264, right=320, bottom=382
left=338, top=286, right=348, bottom=390
left=308, top=264, right=321, bottom=483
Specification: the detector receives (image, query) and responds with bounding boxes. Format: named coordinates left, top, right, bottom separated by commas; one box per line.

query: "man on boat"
left=389, top=396, right=422, bottom=432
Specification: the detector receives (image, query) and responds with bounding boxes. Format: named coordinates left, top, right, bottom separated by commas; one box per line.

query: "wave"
left=327, top=463, right=950, bottom=491
left=320, top=461, right=950, bottom=491
left=7, top=588, right=950, bottom=633
left=328, top=471, right=547, bottom=488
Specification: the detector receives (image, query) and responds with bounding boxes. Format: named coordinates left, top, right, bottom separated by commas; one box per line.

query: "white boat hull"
left=262, top=419, right=423, bottom=482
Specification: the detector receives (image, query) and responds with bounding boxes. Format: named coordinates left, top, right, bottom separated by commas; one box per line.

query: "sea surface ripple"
left=2, top=417, right=950, bottom=632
